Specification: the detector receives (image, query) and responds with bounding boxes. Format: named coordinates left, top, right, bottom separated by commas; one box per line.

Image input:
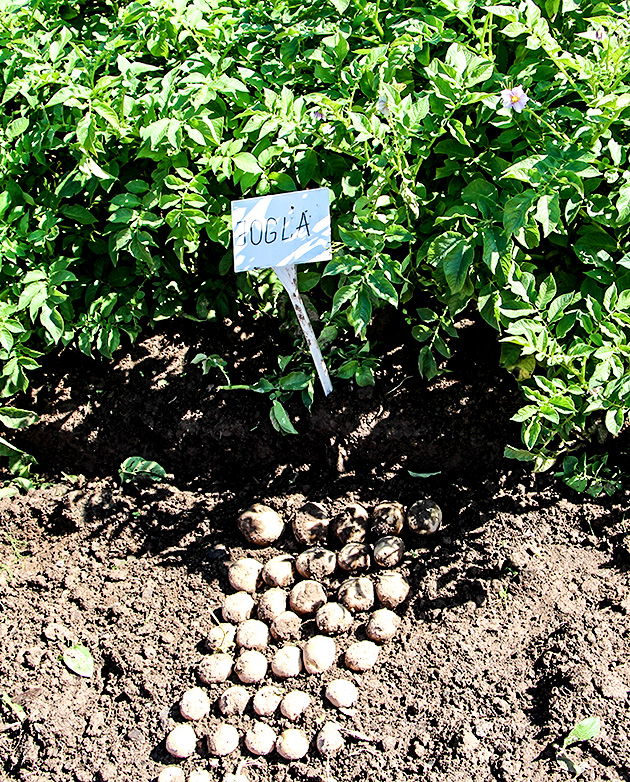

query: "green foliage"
left=118, top=456, right=167, bottom=484
left=62, top=643, right=95, bottom=678
left=1, top=0, right=630, bottom=490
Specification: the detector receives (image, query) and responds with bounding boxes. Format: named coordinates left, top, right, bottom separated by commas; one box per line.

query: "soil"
left=1, top=309, right=630, bottom=782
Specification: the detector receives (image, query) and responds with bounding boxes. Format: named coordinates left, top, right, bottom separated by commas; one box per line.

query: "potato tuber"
left=222, top=592, right=255, bottom=624
left=373, top=536, right=405, bottom=568
left=316, top=602, right=353, bottom=635
left=292, top=501, right=329, bottom=545
left=207, top=723, right=240, bottom=756
left=218, top=686, right=250, bottom=716
left=244, top=721, right=277, bottom=756
left=205, top=623, right=236, bottom=653
left=316, top=722, right=344, bottom=756
left=257, top=588, right=287, bottom=622
left=374, top=571, right=410, bottom=609
left=165, top=724, right=197, bottom=759
left=371, top=502, right=405, bottom=538
left=295, top=547, right=336, bottom=581
left=262, top=555, right=296, bottom=588
left=332, top=503, right=369, bottom=545
left=366, top=608, right=400, bottom=642
left=407, top=499, right=442, bottom=535
left=198, top=653, right=233, bottom=684
left=253, top=685, right=283, bottom=717
left=302, top=635, right=336, bottom=674
left=345, top=640, right=379, bottom=671
left=289, top=580, right=327, bottom=616
left=337, top=543, right=371, bottom=572
left=275, top=728, right=309, bottom=760
left=228, top=558, right=263, bottom=594
left=270, top=611, right=301, bottom=642
left=238, top=504, right=284, bottom=546
left=324, top=678, right=358, bottom=709
left=179, top=687, right=210, bottom=721
left=236, top=619, right=269, bottom=651
left=280, top=690, right=311, bottom=721
left=271, top=645, right=303, bottom=679
left=234, top=649, right=268, bottom=684
left=338, top=576, right=374, bottom=613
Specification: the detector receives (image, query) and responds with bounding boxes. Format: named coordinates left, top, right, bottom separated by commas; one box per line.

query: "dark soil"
left=1, top=311, right=629, bottom=782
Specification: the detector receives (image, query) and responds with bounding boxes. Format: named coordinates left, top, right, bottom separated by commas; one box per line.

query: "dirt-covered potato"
left=257, top=588, right=287, bottom=622
left=179, top=687, right=210, bottom=721
left=325, top=678, right=358, bottom=709
left=317, top=722, right=344, bottom=756
left=205, top=623, right=236, bottom=653
left=253, top=685, right=283, bottom=717
left=374, top=571, right=410, bottom=608
left=262, top=555, right=296, bottom=588
left=198, top=653, right=233, bottom=684
left=280, top=690, right=311, bottom=721
left=345, top=640, right=379, bottom=671
left=366, top=608, right=401, bottom=642
left=234, top=650, right=268, bottom=684
left=407, top=499, right=442, bottom=535
left=295, top=547, right=336, bottom=580
left=238, top=504, right=284, bottom=546
left=275, top=728, right=309, bottom=760
left=228, top=558, right=263, bottom=594
left=189, top=771, right=211, bottom=782
left=222, top=592, right=255, bottom=624
left=292, top=501, right=330, bottom=546
left=236, top=619, right=269, bottom=651
left=270, top=611, right=302, bottom=642
left=245, top=721, right=276, bottom=756
left=302, top=635, right=336, bottom=674
left=316, top=602, right=353, bottom=635
left=373, top=536, right=405, bottom=568
left=337, top=543, right=371, bottom=572
left=371, top=501, right=405, bottom=538
left=207, top=723, right=240, bottom=756
left=332, top=502, right=369, bottom=545
left=157, top=767, right=185, bottom=782
left=271, top=645, right=302, bottom=679
left=218, top=686, right=250, bottom=716
left=166, top=724, right=197, bottom=759
left=338, top=576, right=374, bottom=613
left=289, top=580, right=327, bottom=616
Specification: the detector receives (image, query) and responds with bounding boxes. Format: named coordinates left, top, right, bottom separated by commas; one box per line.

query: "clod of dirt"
left=303, top=635, right=336, bottom=674
left=222, top=592, right=255, bottom=623
left=228, top=558, right=263, bottom=593
left=373, top=536, right=405, bottom=568
left=253, top=685, right=284, bottom=717
left=271, top=645, right=303, bottom=678
left=198, top=653, right=234, bottom=684
left=366, top=608, right=401, bottom=642
left=295, top=547, right=337, bottom=580
left=207, top=723, right=240, bottom=756
left=292, top=501, right=330, bottom=545
left=270, top=610, right=302, bottom=641
left=345, top=640, right=379, bottom=672
left=245, top=721, right=277, bottom=756
left=406, top=499, right=442, bottom=534
left=238, top=504, right=285, bottom=546
left=289, top=580, right=327, bottom=616
left=275, top=728, right=309, bottom=760
left=205, top=623, right=236, bottom=653
left=262, top=555, right=296, bottom=588
left=316, top=602, right=353, bottom=635
left=371, top=502, right=405, bottom=538
left=157, top=766, right=185, bottom=782
left=179, top=687, right=211, bottom=721
left=374, top=571, right=410, bottom=608
left=337, top=543, right=371, bottom=572
left=338, top=576, right=374, bottom=612
left=234, top=649, right=268, bottom=683
left=257, top=588, right=287, bottom=622
left=325, top=678, right=358, bottom=709
left=236, top=619, right=270, bottom=651
left=317, top=722, right=344, bottom=756
left=165, top=724, right=197, bottom=759
left=218, top=686, right=250, bottom=716
left=332, top=503, right=369, bottom=545
left=280, top=690, right=311, bottom=721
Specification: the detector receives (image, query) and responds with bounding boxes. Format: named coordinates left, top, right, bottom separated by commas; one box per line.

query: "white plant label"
left=232, top=188, right=333, bottom=396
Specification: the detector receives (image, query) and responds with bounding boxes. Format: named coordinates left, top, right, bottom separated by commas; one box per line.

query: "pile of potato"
left=160, top=497, right=442, bottom=780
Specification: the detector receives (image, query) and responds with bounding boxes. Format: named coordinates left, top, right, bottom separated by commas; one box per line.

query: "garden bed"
left=1, top=314, right=629, bottom=782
